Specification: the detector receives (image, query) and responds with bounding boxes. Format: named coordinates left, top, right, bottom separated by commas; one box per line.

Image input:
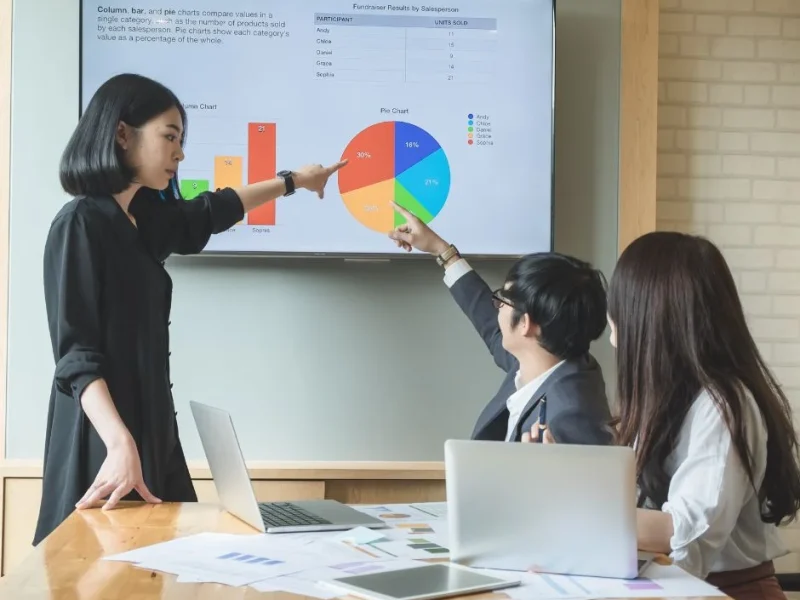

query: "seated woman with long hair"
left=526, top=231, right=800, bottom=600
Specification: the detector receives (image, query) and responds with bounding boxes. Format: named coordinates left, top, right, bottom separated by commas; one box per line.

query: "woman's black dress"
left=34, top=187, right=244, bottom=545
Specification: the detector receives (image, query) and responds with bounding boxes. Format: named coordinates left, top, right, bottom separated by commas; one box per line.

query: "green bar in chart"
left=180, top=179, right=209, bottom=200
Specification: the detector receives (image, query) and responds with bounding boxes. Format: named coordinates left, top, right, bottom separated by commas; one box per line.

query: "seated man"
left=390, top=203, right=612, bottom=444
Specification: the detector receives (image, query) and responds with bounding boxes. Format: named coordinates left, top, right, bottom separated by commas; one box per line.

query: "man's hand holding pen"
left=521, top=398, right=555, bottom=444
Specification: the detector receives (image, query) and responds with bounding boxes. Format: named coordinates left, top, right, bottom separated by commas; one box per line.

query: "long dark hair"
left=608, top=231, right=800, bottom=525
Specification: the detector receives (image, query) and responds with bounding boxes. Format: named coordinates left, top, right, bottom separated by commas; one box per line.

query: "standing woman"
left=527, top=231, right=800, bottom=600
left=34, top=73, right=345, bottom=544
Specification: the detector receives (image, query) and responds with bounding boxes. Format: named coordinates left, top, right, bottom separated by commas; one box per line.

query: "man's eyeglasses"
left=491, top=289, right=513, bottom=309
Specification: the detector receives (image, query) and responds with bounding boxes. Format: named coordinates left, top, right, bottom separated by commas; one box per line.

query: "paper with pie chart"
left=338, top=121, right=451, bottom=233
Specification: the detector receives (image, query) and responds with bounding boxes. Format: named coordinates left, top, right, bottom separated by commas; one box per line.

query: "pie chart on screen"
left=338, top=121, right=451, bottom=233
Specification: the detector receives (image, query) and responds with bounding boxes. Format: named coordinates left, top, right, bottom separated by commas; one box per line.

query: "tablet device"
left=322, top=563, right=520, bottom=600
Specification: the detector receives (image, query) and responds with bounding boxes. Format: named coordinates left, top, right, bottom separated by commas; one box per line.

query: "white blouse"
left=656, top=388, right=788, bottom=579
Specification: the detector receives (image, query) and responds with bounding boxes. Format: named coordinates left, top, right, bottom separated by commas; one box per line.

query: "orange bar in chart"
left=214, top=156, right=243, bottom=190
left=214, top=155, right=243, bottom=224
left=248, top=122, right=277, bottom=226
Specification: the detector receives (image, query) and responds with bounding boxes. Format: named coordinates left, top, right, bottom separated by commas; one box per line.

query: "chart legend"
left=339, top=121, right=451, bottom=233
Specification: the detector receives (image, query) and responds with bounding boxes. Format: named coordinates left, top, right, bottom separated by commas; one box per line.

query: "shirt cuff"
left=661, top=500, right=711, bottom=578
left=54, top=350, right=105, bottom=402
left=443, top=258, right=473, bottom=287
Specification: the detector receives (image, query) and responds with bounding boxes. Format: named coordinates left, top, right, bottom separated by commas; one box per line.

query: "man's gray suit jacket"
left=449, top=268, right=613, bottom=444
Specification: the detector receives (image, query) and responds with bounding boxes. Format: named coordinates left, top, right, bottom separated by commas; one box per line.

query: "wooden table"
left=0, top=502, right=728, bottom=599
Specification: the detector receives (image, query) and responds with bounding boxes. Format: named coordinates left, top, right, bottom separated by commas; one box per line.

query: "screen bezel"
left=77, top=1, right=556, bottom=260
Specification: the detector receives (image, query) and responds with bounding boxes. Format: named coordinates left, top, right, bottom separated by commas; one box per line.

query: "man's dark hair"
left=503, top=253, right=607, bottom=360
left=60, top=73, right=187, bottom=197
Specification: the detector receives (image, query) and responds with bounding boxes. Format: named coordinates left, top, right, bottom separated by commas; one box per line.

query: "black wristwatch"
left=278, top=170, right=295, bottom=196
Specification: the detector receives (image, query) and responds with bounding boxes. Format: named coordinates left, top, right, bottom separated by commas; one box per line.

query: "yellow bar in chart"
left=214, top=155, right=243, bottom=189
left=214, top=156, right=243, bottom=223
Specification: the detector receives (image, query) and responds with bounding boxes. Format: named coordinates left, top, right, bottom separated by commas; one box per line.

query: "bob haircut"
left=60, top=73, right=187, bottom=197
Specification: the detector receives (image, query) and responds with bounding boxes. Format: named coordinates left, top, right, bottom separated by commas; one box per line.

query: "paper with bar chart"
left=80, top=0, right=555, bottom=256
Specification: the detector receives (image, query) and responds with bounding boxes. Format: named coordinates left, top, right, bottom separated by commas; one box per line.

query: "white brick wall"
left=657, top=3, right=800, bottom=421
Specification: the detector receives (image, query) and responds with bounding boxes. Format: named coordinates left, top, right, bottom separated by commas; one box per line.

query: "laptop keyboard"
left=258, top=502, right=332, bottom=528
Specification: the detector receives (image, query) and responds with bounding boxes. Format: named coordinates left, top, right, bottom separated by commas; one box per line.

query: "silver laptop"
left=190, top=400, right=387, bottom=533
left=444, top=439, right=643, bottom=579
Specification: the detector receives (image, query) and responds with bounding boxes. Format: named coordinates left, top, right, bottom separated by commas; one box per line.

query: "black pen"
left=537, top=396, right=547, bottom=443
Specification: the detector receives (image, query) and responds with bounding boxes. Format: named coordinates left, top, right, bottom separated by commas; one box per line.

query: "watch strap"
left=278, top=170, right=295, bottom=196
left=436, top=244, right=460, bottom=266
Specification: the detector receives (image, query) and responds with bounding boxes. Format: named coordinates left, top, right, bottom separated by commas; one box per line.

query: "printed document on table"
left=330, top=525, right=450, bottom=560
left=352, top=503, right=445, bottom=525
left=481, top=563, right=726, bottom=599
left=349, top=503, right=449, bottom=542
left=102, top=530, right=384, bottom=587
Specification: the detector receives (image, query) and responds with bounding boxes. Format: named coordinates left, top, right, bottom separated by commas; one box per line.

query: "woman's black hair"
left=609, top=231, right=800, bottom=526
left=60, top=73, right=187, bottom=197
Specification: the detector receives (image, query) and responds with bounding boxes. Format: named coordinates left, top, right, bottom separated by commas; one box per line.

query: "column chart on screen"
left=82, top=0, right=554, bottom=256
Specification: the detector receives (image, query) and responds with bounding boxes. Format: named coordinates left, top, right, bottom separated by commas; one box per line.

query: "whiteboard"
left=79, top=0, right=555, bottom=257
